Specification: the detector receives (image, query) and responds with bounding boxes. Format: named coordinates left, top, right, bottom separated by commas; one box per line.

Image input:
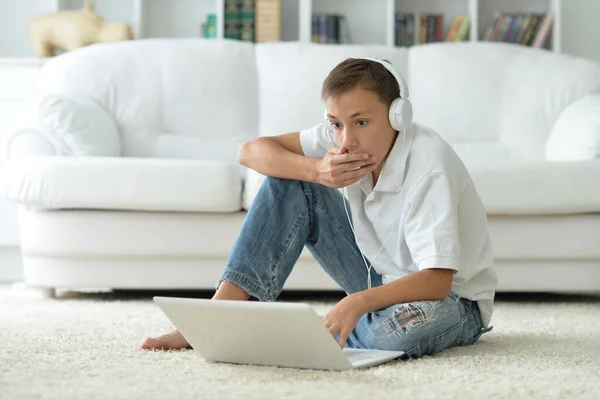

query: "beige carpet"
left=1, top=286, right=599, bottom=399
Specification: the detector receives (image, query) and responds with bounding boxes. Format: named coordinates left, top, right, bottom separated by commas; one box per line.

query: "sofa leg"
left=12, top=283, right=57, bottom=298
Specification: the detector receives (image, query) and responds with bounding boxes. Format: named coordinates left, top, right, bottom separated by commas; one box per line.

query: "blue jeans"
left=217, top=177, right=491, bottom=358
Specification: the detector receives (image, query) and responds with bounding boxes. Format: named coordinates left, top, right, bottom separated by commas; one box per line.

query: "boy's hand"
left=315, top=146, right=377, bottom=188
left=322, top=294, right=367, bottom=348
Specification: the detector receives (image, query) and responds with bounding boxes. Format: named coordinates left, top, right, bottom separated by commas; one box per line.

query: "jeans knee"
left=264, top=176, right=292, bottom=187
left=263, top=177, right=335, bottom=199
left=261, top=176, right=302, bottom=196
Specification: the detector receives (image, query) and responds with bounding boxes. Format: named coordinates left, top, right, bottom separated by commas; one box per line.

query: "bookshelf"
left=288, top=0, right=560, bottom=50
left=0, top=0, right=565, bottom=58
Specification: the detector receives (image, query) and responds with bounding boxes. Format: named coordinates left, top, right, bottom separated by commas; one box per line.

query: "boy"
left=142, top=57, right=496, bottom=357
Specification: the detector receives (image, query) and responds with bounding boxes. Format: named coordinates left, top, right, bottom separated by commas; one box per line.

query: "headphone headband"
left=360, top=57, right=409, bottom=99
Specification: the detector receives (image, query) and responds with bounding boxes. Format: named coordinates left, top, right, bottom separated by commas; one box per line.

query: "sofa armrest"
left=546, top=94, right=600, bottom=161
left=3, top=94, right=121, bottom=162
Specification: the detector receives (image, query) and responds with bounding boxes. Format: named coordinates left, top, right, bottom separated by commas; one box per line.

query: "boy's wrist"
left=350, top=291, right=375, bottom=314
left=305, top=157, right=320, bottom=184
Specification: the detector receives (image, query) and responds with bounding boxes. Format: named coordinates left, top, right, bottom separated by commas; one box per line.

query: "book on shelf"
left=395, top=13, right=416, bottom=46
left=240, top=0, right=255, bottom=42
left=483, top=12, right=554, bottom=48
left=255, top=0, right=281, bottom=42
left=311, top=14, right=351, bottom=44
left=217, top=0, right=280, bottom=43
left=224, top=0, right=242, bottom=40
left=445, top=16, right=470, bottom=42
left=395, top=13, right=469, bottom=46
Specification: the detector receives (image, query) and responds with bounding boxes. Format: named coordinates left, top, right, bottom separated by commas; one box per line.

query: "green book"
left=240, top=0, right=255, bottom=42
left=224, top=0, right=242, bottom=40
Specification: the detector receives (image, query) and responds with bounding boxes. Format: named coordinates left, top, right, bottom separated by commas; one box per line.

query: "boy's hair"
left=321, top=58, right=400, bottom=107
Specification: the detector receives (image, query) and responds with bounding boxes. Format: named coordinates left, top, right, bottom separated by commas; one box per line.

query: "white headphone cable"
left=341, top=128, right=406, bottom=289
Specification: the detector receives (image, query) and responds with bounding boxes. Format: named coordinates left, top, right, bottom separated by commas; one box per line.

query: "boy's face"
left=325, top=88, right=397, bottom=173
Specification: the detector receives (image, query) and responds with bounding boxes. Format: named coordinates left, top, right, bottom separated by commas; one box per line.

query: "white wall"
left=561, top=0, right=600, bottom=63
left=313, top=0, right=388, bottom=45
left=0, top=0, right=57, bottom=58
left=144, top=0, right=216, bottom=38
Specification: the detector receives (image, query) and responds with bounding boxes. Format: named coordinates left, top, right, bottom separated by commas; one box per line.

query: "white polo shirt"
left=299, top=122, right=497, bottom=327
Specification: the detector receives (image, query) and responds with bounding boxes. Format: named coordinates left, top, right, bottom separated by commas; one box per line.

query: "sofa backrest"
left=36, top=39, right=258, bottom=165
left=407, top=42, right=600, bottom=162
left=36, top=39, right=600, bottom=166
left=255, top=41, right=600, bottom=164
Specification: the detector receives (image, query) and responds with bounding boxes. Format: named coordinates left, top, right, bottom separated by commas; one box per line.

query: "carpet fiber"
left=1, top=287, right=599, bottom=399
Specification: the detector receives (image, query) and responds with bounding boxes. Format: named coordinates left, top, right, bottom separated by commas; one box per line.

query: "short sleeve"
left=299, top=122, right=339, bottom=158
left=404, top=173, right=460, bottom=272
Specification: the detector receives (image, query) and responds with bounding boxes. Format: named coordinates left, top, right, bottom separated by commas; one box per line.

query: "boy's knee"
left=263, top=176, right=295, bottom=190
left=261, top=177, right=338, bottom=204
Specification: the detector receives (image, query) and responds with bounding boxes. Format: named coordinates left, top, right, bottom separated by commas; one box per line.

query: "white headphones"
left=324, top=57, right=413, bottom=131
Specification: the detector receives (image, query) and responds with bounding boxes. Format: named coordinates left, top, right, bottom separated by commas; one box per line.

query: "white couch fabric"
left=6, top=94, right=121, bottom=160
left=545, top=94, right=600, bottom=161
left=1, top=156, right=242, bottom=212
left=407, top=43, right=600, bottom=162
left=462, top=159, right=600, bottom=215
left=6, top=40, right=600, bottom=215
left=36, top=39, right=257, bottom=169
left=244, top=159, right=600, bottom=215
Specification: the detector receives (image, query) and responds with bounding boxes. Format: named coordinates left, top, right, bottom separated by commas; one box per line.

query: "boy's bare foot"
left=142, top=282, right=250, bottom=350
left=140, top=329, right=191, bottom=350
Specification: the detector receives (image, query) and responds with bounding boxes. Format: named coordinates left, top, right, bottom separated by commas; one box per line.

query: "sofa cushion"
left=36, top=39, right=257, bottom=174
left=7, top=94, right=121, bottom=159
left=545, top=94, right=600, bottom=161
left=408, top=42, right=600, bottom=161
left=469, top=159, right=600, bottom=214
left=244, top=160, right=600, bottom=215
left=1, top=156, right=242, bottom=212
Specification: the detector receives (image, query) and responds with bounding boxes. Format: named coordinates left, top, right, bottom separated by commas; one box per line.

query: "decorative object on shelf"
left=202, top=14, right=218, bottom=39
left=27, top=0, right=133, bottom=57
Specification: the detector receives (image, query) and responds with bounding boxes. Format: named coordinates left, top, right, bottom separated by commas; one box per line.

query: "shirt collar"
left=358, top=125, right=415, bottom=194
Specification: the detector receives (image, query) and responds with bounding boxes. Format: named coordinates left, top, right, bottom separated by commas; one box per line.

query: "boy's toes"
left=140, top=330, right=191, bottom=350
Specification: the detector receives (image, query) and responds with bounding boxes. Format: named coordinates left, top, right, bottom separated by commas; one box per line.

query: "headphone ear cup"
left=389, top=98, right=413, bottom=131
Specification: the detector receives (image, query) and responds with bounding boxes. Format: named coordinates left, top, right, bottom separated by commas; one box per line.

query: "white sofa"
left=2, top=39, right=600, bottom=297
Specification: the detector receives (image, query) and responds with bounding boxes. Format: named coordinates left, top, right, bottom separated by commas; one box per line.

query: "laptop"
left=153, top=296, right=405, bottom=371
